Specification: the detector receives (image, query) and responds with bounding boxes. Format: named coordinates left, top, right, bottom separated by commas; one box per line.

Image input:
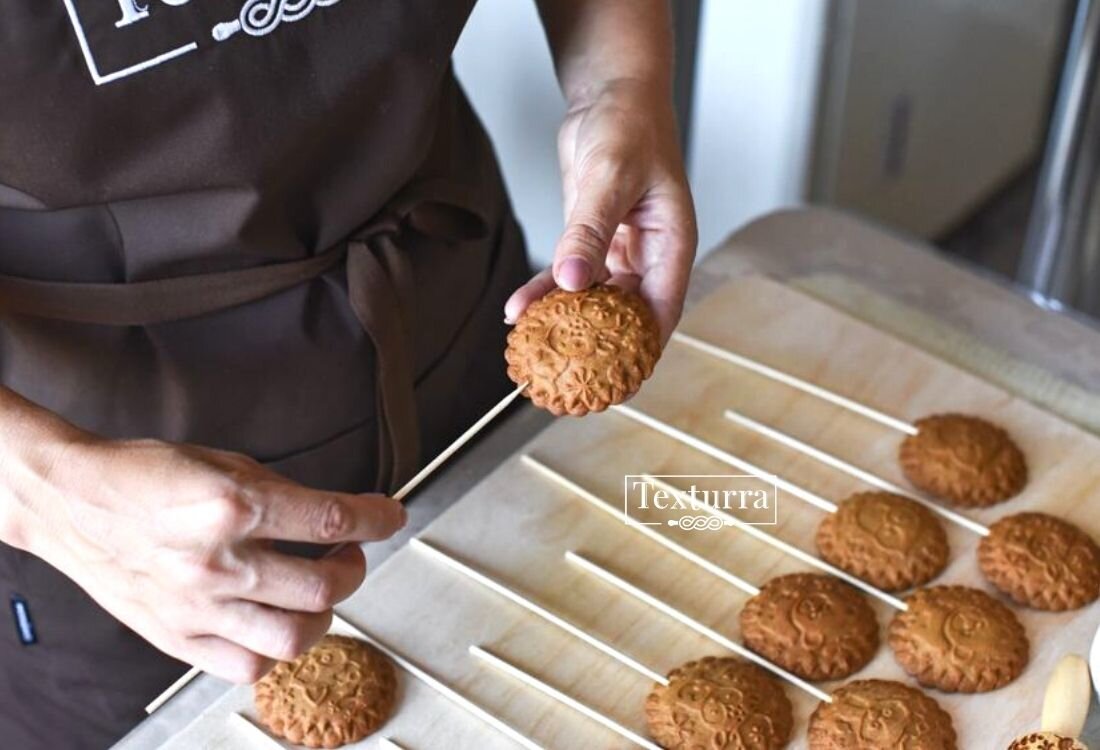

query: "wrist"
left=0, top=390, right=91, bottom=554
left=565, top=74, right=671, bottom=113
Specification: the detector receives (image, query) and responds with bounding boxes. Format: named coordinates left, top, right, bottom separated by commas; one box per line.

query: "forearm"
left=535, top=0, right=673, bottom=107
left=0, top=387, right=84, bottom=552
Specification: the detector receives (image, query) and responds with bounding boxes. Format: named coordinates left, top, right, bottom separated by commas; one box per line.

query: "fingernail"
left=557, top=257, right=591, bottom=291
left=503, top=315, right=514, bottom=325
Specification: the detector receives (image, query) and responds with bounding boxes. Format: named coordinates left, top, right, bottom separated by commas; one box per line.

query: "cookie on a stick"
left=899, top=413, right=1027, bottom=507
left=645, top=656, right=793, bottom=750
left=505, top=284, right=661, bottom=416
left=888, top=585, right=1029, bottom=693
left=978, top=512, right=1100, bottom=611
left=816, top=491, right=950, bottom=592
left=808, top=679, right=957, bottom=749
left=740, top=573, right=880, bottom=681
left=672, top=333, right=1031, bottom=506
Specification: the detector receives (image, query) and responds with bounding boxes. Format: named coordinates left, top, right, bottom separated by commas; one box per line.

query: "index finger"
left=248, top=481, right=407, bottom=544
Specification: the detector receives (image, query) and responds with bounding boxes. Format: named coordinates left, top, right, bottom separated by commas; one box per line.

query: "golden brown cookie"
left=1007, top=732, right=1088, bottom=750
left=978, top=512, right=1100, bottom=611
left=816, top=491, right=950, bottom=592
left=254, top=635, right=397, bottom=748
left=899, top=414, right=1027, bottom=507
left=808, top=679, right=957, bottom=749
left=504, top=284, right=661, bottom=416
left=739, top=573, right=880, bottom=681
left=645, top=656, right=793, bottom=750
left=888, top=585, right=1028, bottom=693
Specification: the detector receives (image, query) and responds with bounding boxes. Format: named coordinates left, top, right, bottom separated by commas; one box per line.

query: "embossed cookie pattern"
left=505, top=285, right=661, bottom=416
left=817, top=491, right=949, bottom=591
left=808, top=679, right=957, bottom=749
left=978, top=512, right=1100, bottom=611
left=645, top=656, right=793, bottom=750
left=899, top=414, right=1027, bottom=507
left=254, top=635, right=397, bottom=748
left=739, top=573, right=879, bottom=681
left=888, top=585, right=1028, bottom=693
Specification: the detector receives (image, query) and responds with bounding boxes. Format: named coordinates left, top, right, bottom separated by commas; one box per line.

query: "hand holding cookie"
left=503, top=77, right=697, bottom=344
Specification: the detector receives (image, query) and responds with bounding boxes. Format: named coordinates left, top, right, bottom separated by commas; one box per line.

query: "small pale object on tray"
left=1007, top=654, right=1092, bottom=749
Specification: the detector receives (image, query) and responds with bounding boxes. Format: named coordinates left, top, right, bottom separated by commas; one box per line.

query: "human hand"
left=505, top=77, right=697, bottom=343
left=6, top=430, right=404, bottom=683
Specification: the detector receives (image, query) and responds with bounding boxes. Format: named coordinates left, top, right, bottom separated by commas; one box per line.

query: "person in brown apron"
left=0, top=2, right=695, bottom=747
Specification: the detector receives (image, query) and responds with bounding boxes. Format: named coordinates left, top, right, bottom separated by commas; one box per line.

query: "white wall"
left=455, top=0, right=827, bottom=264
left=454, top=0, right=565, bottom=269
left=688, top=0, right=827, bottom=252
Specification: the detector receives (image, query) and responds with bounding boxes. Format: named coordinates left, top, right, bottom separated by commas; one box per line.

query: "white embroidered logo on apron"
left=213, top=0, right=342, bottom=41
left=61, top=0, right=343, bottom=86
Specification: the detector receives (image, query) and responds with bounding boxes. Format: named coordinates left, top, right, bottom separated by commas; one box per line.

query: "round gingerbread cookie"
left=888, top=585, right=1028, bottom=693
left=739, top=573, right=880, bottom=681
left=254, top=635, right=397, bottom=748
left=817, top=491, right=950, bottom=592
left=504, top=284, right=661, bottom=416
left=808, top=679, right=957, bottom=749
left=899, top=414, right=1027, bottom=507
left=645, top=656, right=793, bottom=750
left=1008, top=732, right=1088, bottom=750
left=978, top=512, right=1100, bottom=611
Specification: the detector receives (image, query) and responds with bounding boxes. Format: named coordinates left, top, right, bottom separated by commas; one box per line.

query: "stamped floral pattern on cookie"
left=505, top=285, right=661, bottom=416
left=254, top=635, right=397, bottom=748
left=899, top=414, right=1027, bottom=507
left=888, top=585, right=1028, bottom=693
left=645, top=656, right=793, bottom=750
left=740, top=573, right=879, bottom=681
left=808, top=679, right=957, bottom=749
left=817, top=491, right=949, bottom=592
left=979, top=512, right=1100, bottom=611
left=1007, top=731, right=1088, bottom=749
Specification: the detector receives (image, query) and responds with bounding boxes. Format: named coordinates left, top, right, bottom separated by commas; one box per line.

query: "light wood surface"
left=161, top=276, right=1100, bottom=749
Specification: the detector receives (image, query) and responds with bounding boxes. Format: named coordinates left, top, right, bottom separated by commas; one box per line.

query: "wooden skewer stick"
left=565, top=551, right=832, bottom=703
left=410, top=537, right=669, bottom=685
left=641, top=474, right=908, bottom=611
left=723, top=409, right=991, bottom=537
left=671, top=332, right=919, bottom=436
left=144, top=665, right=204, bottom=714
left=145, top=384, right=529, bottom=715
left=469, top=645, right=663, bottom=750
left=612, top=404, right=838, bottom=513
left=394, top=383, right=528, bottom=503
left=331, top=614, right=546, bottom=750
left=522, top=455, right=760, bottom=597
left=228, top=712, right=285, bottom=749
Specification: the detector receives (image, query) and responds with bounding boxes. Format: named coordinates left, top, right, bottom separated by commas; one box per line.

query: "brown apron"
left=0, top=2, right=529, bottom=747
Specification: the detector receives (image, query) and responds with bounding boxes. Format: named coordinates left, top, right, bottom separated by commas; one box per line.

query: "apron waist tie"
left=0, top=178, right=492, bottom=494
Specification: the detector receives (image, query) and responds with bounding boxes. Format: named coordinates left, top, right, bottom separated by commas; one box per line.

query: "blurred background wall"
left=454, top=0, right=1072, bottom=293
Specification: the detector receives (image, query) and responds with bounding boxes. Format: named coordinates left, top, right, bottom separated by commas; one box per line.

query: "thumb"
left=553, top=168, right=637, bottom=292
